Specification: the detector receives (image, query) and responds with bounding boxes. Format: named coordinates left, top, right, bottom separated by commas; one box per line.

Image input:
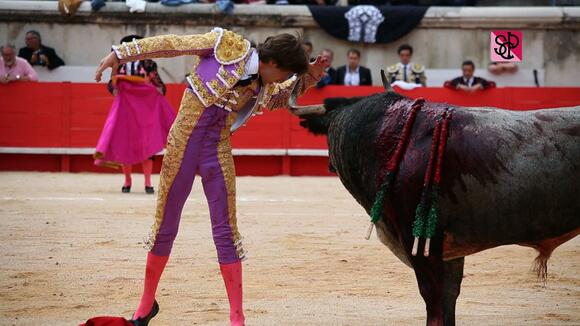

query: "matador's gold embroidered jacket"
left=112, top=27, right=320, bottom=131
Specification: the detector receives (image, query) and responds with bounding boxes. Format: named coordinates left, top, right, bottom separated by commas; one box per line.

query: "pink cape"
left=94, top=80, right=176, bottom=167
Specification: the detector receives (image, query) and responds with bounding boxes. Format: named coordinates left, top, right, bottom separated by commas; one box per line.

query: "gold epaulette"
left=386, top=64, right=399, bottom=74
left=411, top=63, right=425, bottom=73
left=213, top=28, right=252, bottom=65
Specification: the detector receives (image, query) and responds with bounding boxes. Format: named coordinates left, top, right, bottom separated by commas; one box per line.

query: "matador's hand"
left=308, top=55, right=329, bottom=80
left=95, top=52, right=119, bottom=82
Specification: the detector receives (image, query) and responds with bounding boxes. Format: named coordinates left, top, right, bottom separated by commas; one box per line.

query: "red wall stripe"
left=1, top=83, right=579, bottom=175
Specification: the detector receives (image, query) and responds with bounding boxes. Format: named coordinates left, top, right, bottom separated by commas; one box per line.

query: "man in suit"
left=316, top=48, right=337, bottom=88
left=335, top=49, right=372, bottom=86
left=18, top=30, right=65, bottom=70
left=446, top=60, right=493, bottom=93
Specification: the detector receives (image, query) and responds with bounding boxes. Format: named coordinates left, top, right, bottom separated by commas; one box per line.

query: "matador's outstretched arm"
left=96, top=28, right=251, bottom=83
left=112, top=31, right=219, bottom=64
left=263, top=55, right=328, bottom=111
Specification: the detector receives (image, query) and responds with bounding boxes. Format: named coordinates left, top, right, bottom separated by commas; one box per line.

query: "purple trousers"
left=145, top=91, right=244, bottom=264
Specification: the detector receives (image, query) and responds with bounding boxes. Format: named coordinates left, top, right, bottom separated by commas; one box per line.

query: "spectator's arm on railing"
left=45, top=47, right=65, bottom=70
left=444, top=77, right=461, bottom=90
left=483, top=80, right=496, bottom=89
left=24, top=62, right=38, bottom=81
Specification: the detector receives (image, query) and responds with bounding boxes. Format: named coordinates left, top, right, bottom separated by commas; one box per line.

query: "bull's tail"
left=532, top=250, right=550, bottom=284
left=528, top=228, right=580, bottom=284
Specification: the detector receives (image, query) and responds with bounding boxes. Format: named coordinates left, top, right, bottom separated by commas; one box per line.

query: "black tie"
left=234, top=74, right=259, bottom=87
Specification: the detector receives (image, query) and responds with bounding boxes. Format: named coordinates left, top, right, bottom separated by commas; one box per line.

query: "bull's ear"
left=381, top=69, right=395, bottom=93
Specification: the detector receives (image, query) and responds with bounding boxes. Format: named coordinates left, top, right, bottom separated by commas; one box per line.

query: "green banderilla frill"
left=365, top=172, right=395, bottom=240
left=369, top=172, right=395, bottom=224
left=412, top=191, right=430, bottom=239
left=425, top=186, right=440, bottom=239
left=411, top=185, right=440, bottom=256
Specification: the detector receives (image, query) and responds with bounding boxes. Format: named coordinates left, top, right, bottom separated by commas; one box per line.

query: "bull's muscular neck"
left=327, top=93, right=408, bottom=208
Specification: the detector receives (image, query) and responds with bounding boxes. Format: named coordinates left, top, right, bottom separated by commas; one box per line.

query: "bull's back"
left=441, top=106, right=580, bottom=258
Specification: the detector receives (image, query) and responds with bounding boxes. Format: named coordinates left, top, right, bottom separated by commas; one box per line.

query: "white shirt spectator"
left=344, top=66, right=360, bottom=86
left=462, top=76, right=475, bottom=87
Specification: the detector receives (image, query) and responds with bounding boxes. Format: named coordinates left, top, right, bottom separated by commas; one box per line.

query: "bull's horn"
left=288, top=77, right=326, bottom=116
left=381, top=69, right=395, bottom=93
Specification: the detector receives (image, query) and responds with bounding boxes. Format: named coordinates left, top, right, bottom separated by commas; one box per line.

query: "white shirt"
left=462, top=76, right=475, bottom=87
left=344, top=66, right=360, bottom=86
left=242, top=49, right=259, bottom=79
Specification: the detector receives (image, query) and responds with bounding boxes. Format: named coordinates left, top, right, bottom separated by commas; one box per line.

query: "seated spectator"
left=0, top=43, right=38, bottom=84
left=386, top=44, right=426, bottom=87
left=488, top=61, right=518, bottom=75
left=335, top=49, right=372, bottom=86
left=316, top=48, right=336, bottom=88
left=18, top=30, right=65, bottom=70
left=445, top=60, right=495, bottom=93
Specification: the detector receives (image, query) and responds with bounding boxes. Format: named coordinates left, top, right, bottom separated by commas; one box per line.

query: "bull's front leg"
left=413, top=256, right=464, bottom=326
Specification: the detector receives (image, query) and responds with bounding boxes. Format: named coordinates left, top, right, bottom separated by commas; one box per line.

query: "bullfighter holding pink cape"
left=94, top=35, right=176, bottom=194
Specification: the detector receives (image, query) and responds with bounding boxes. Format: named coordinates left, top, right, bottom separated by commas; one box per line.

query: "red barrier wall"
left=1, top=83, right=579, bottom=175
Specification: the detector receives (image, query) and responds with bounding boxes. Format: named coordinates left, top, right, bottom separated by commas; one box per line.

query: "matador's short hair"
left=257, top=33, right=309, bottom=75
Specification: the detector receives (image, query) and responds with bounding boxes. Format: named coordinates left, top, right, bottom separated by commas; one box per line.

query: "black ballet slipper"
left=130, top=300, right=159, bottom=326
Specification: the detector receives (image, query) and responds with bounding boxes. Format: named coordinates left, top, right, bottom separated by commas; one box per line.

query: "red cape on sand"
left=79, top=316, right=133, bottom=326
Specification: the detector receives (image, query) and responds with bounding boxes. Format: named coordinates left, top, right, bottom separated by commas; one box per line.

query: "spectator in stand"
left=335, top=49, right=372, bottom=86
left=18, top=30, right=65, bottom=70
left=0, top=43, right=38, bottom=84
left=445, top=60, right=495, bottom=93
left=316, top=48, right=336, bottom=88
left=386, top=44, right=426, bottom=87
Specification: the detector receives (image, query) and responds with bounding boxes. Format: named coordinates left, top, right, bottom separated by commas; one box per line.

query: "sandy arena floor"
left=0, top=172, right=578, bottom=326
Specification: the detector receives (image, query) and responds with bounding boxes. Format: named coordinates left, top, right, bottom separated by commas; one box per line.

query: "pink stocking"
left=219, top=261, right=245, bottom=326
left=133, top=252, right=169, bottom=319
left=122, top=164, right=132, bottom=187
left=142, top=159, right=153, bottom=187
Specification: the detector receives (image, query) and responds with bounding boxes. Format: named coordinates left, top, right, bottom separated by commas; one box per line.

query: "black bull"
left=296, top=91, right=580, bottom=326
